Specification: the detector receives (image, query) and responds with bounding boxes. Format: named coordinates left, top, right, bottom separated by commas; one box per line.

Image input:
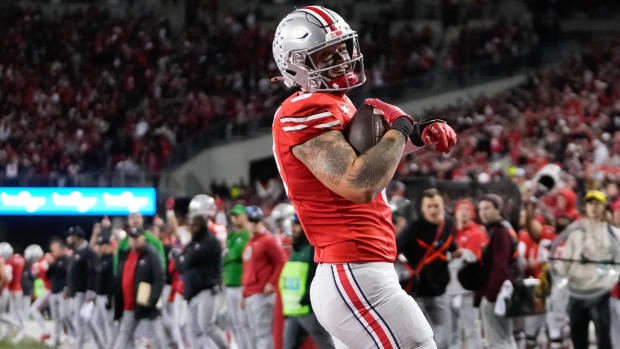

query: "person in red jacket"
left=241, top=206, right=287, bottom=349
left=449, top=199, right=487, bottom=349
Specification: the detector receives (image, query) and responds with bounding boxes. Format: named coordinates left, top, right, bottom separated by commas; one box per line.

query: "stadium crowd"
left=398, top=36, right=620, bottom=201
left=0, top=2, right=620, bottom=349
left=0, top=4, right=545, bottom=183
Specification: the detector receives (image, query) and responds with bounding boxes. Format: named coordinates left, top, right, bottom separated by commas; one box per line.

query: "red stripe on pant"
left=336, top=264, right=394, bottom=349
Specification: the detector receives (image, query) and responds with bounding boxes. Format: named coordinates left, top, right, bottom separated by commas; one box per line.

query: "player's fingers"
left=449, top=128, right=457, bottom=147
left=364, top=98, right=387, bottom=110
left=438, top=132, right=449, bottom=153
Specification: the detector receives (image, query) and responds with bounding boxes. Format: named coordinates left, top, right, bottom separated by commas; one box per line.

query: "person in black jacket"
left=92, top=231, right=115, bottom=348
left=46, top=237, right=73, bottom=347
left=112, top=227, right=166, bottom=349
left=176, top=214, right=228, bottom=349
left=66, top=225, right=105, bottom=349
left=396, top=188, right=457, bottom=349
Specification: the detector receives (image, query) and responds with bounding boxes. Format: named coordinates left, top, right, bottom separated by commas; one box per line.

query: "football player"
left=271, top=5, right=456, bottom=348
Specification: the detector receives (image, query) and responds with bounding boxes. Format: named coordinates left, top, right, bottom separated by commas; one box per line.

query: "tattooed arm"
left=292, top=129, right=406, bottom=203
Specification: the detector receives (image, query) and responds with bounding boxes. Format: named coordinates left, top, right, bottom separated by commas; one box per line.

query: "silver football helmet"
left=273, top=5, right=365, bottom=93
left=0, top=242, right=13, bottom=260
left=24, top=244, right=43, bottom=263
left=188, top=194, right=217, bottom=219
left=268, top=203, right=296, bottom=237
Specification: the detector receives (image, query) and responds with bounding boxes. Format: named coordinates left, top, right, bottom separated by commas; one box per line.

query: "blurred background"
left=0, top=0, right=617, bottom=249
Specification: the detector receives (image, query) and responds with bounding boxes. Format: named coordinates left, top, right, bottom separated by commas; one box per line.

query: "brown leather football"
left=345, top=103, right=389, bottom=155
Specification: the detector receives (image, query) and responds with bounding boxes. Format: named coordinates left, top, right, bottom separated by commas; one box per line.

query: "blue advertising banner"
left=0, top=187, right=156, bottom=215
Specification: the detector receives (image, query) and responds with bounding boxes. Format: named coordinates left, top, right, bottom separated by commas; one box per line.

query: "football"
left=345, top=103, right=390, bottom=154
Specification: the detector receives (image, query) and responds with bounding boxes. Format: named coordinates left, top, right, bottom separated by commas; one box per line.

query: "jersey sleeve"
left=277, top=102, right=345, bottom=147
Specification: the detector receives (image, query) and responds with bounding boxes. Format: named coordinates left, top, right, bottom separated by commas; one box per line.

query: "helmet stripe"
left=301, top=6, right=337, bottom=32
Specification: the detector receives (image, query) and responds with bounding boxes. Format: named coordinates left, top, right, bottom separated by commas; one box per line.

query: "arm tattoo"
left=292, top=131, right=355, bottom=185
left=293, top=130, right=405, bottom=194
left=348, top=135, right=404, bottom=189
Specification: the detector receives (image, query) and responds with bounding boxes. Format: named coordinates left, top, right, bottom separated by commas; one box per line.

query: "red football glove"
left=421, top=122, right=457, bottom=153
left=165, top=197, right=175, bottom=210
left=364, top=98, right=415, bottom=125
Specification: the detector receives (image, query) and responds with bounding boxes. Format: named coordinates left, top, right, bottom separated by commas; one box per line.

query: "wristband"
left=390, top=116, right=414, bottom=138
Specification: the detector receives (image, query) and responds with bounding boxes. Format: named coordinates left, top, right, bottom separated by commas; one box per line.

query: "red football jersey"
left=7, top=254, right=24, bottom=292
left=272, top=92, right=396, bottom=263
left=33, top=256, right=51, bottom=290
left=518, top=225, right=556, bottom=278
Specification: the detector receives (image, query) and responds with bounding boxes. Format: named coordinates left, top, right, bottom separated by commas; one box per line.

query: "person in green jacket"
left=113, top=212, right=166, bottom=275
left=280, top=215, right=335, bottom=349
left=223, top=204, right=253, bottom=349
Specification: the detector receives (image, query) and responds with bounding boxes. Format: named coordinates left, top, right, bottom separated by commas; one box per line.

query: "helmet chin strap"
left=327, top=72, right=358, bottom=92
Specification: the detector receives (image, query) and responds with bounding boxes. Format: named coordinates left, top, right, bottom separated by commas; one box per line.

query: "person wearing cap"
left=112, top=227, right=166, bottom=349
left=176, top=212, right=228, bottom=348
left=241, top=206, right=287, bottom=349
left=65, top=225, right=105, bottom=349
left=114, top=212, right=166, bottom=277
left=556, top=190, right=620, bottom=349
left=91, top=228, right=116, bottom=348
left=46, top=237, right=73, bottom=347
left=224, top=204, right=252, bottom=349
left=280, top=215, right=335, bottom=349
left=476, top=193, right=519, bottom=349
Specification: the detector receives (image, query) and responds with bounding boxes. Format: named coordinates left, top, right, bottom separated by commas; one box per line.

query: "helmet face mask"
left=273, top=6, right=365, bottom=93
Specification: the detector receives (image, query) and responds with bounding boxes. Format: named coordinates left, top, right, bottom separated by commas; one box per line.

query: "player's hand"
left=365, top=98, right=414, bottom=125
left=92, top=223, right=101, bottom=237
left=452, top=248, right=464, bottom=259
left=240, top=296, right=246, bottom=309
left=153, top=215, right=164, bottom=227
left=165, top=197, right=175, bottom=210
left=421, top=122, right=457, bottom=153
left=101, top=216, right=111, bottom=228
left=263, top=283, right=275, bottom=294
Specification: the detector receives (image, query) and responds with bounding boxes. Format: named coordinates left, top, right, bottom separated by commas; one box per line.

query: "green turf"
left=0, top=338, right=49, bottom=349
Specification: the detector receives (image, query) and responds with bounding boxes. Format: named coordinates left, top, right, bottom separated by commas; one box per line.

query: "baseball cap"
left=584, top=190, right=608, bottom=204
left=127, top=227, right=145, bottom=238
left=479, top=193, right=503, bottom=212
left=246, top=206, right=264, bottom=223
left=65, top=226, right=85, bottom=239
left=230, top=204, right=246, bottom=216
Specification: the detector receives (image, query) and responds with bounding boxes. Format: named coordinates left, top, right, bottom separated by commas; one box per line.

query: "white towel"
left=80, top=301, right=94, bottom=321
left=494, top=280, right=514, bottom=316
